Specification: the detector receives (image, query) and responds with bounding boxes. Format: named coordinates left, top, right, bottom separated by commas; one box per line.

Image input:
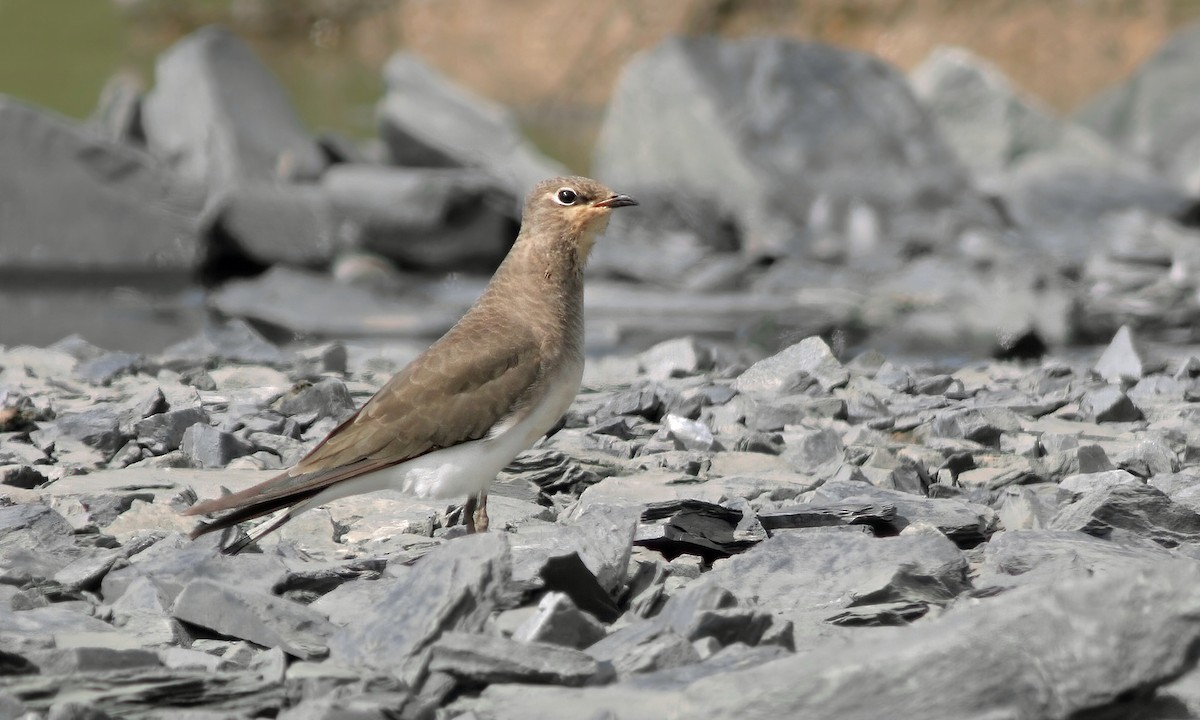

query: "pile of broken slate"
left=3, top=317, right=1200, bottom=719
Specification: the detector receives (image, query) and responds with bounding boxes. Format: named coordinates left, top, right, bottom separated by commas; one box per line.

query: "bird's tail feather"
left=188, top=487, right=322, bottom=554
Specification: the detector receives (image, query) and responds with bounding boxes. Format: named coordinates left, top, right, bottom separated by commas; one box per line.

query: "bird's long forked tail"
left=186, top=484, right=324, bottom=555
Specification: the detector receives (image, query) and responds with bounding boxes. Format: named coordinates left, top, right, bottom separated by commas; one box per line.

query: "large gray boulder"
left=593, top=36, right=1001, bottom=261
left=1077, top=22, right=1200, bottom=193
left=142, top=25, right=326, bottom=191
left=0, top=95, right=202, bottom=274
left=377, top=53, right=568, bottom=199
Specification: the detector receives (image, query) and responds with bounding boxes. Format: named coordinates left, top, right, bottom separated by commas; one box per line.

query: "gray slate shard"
left=328, top=533, right=511, bottom=676
left=211, top=184, right=337, bottom=267
left=274, top=377, right=356, bottom=422
left=99, top=533, right=292, bottom=605
left=701, top=528, right=968, bottom=637
left=512, top=592, right=607, bottom=650
left=134, top=406, right=209, bottom=455
left=1, top=667, right=284, bottom=719
left=377, top=53, right=568, bottom=198
left=1093, top=325, right=1146, bottom=384
left=593, top=36, right=998, bottom=260
left=733, top=336, right=848, bottom=398
left=142, top=25, right=325, bottom=189
left=51, top=406, right=128, bottom=456
left=322, top=166, right=514, bottom=272
left=160, top=319, right=289, bottom=369
left=429, top=631, right=605, bottom=688
left=812, top=481, right=997, bottom=546
left=1051, top=483, right=1200, bottom=548
left=171, top=578, right=333, bottom=660
left=928, top=407, right=1022, bottom=446
left=0, top=95, right=202, bottom=275
left=975, top=528, right=1181, bottom=590
left=478, top=561, right=1200, bottom=720
left=180, top=424, right=255, bottom=469
left=1079, top=385, right=1143, bottom=423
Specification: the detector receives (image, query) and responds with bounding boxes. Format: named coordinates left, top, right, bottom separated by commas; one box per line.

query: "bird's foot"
left=473, top=491, right=489, bottom=533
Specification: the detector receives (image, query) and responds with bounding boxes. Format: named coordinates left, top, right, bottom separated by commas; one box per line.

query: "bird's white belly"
left=303, top=359, right=583, bottom=507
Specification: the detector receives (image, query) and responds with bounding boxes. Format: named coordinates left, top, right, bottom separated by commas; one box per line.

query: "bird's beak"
left=594, top=194, right=638, bottom=209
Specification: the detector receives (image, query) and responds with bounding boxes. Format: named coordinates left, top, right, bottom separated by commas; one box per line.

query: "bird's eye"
left=555, top=188, right=578, bottom=206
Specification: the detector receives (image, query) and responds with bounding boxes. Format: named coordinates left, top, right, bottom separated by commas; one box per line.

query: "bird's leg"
left=462, top=494, right=478, bottom=533
left=473, top=490, right=489, bottom=533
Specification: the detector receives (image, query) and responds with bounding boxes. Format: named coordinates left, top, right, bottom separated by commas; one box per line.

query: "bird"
left=185, top=176, right=637, bottom=554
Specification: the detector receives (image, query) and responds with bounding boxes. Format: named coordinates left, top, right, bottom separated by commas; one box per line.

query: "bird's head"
left=521, top=176, right=638, bottom=263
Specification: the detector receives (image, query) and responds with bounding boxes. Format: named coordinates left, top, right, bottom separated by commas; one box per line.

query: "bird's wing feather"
left=185, top=323, right=544, bottom=517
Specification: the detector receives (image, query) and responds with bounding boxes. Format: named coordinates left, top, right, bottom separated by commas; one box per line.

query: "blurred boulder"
left=1077, top=22, right=1200, bottom=193
left=88, top=70, right=145, bottom=146
left=998, top=157, right=1191, bottom=268
left=208, top=266, right=458, bottom=340
left=378, top=53, right=568, bottom=199
left=587, top=188, right=741, bottom=289
left=322, top=166, right=514, bottom=271
left=910, top=46, right=1131, bottom=186
left=593, top=36, right=1002, bottom=262
left=206, top=185, right=338, bottom=270
left=142, top=25, right=326, bottom=191
left=0, top=95, right=203, bottom=274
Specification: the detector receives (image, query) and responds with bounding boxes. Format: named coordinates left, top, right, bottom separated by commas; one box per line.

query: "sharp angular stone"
left=273, top=377, right=356, bottom=422
left=700, top=528, right=968, bottom=638
left=733, top=337, right=848, bottom=398
left=171, top=578, right=333, bottom=660
left=1093, top=325, right=1146, bottom=384
left=512, top=592, right=606, bottom=650
left=328, top=534, right=511, bottom=678
left=180, top=424, right=254, bottom=469
left=637, top=337, right=716, bottom=381
left=1051, top=483, right=1200, bottom=547
left=1079, top=384, right=1144, bottom=423
left=134, top=407, right=210, bottom=455
left=1059, top=469, right=1142, bottom=494
left=51, top=406, right=127, bottom=456
left=975, top=528, right=1182, bottom=589
left=429, top=631, right=604, bottom=687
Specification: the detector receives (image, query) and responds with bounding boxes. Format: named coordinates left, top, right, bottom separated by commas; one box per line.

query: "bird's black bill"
left=594, top=194, right=638, bottom=208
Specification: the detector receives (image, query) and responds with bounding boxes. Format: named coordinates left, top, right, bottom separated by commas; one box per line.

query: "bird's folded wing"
left=185, top=325, right=544, bottom=516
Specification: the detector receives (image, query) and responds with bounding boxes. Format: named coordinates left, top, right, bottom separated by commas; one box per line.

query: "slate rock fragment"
left=171, top=578, right=333, bottom=660
left=430, top=631, right=605, bottom=688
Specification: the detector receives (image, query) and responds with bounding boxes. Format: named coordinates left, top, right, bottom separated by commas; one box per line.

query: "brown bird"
left=186, top=176, right=637, bottom=553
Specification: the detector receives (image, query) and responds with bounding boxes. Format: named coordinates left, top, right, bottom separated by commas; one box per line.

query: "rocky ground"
left=2, top=322, right=1200, bottom=719
left=5, top=15, right=1200, bottom=720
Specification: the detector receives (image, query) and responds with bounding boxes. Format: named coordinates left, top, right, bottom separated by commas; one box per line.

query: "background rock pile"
left=5, top=23, right=1200, bottom=356
left=5, top=17, right=1200, bottom=720
left=2, top=321, right=1200, bottom=718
